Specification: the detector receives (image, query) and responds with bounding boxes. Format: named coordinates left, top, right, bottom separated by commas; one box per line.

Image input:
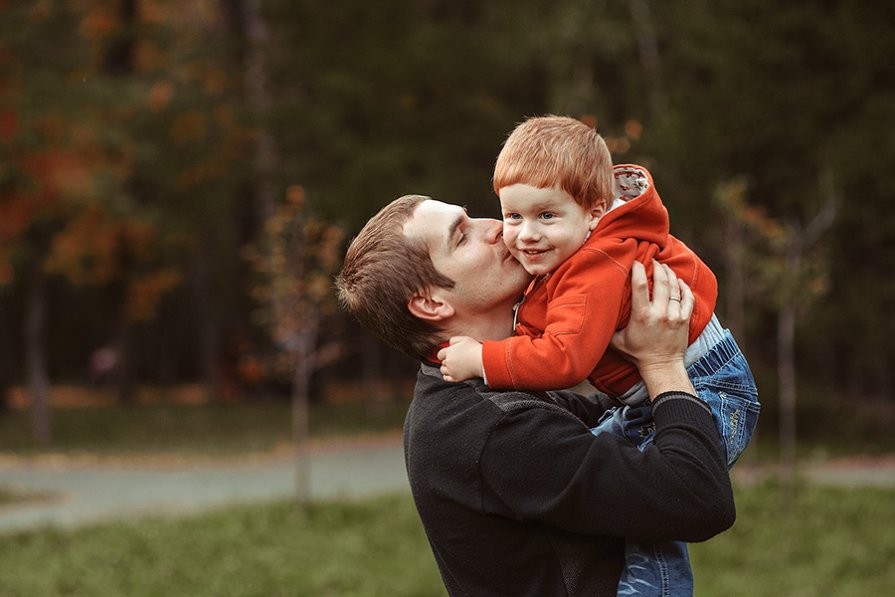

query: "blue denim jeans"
left=591, top=330, right=760, bottom=596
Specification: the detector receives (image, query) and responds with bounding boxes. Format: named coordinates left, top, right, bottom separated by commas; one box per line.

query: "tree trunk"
left=776, top=181, right=837, bottom=505
left=724, top=215, right=752, bottom=464
left=777, top=298, right=797, bottom=476
left=156, top=303, right=175, bottom=390
left=628, top=0, right=666, bottom=119
left=194, top=238, right=220, bottom=403
left=362, top=330, right=387, bottom=412
left=292, top=306, right=319, bottom=510
left=0, top=293, right=11, bottom=413
left=103, top=0, right=137, bottom=76
left=243, top=0, right=277, bottom=224
left=777, top=237, right=800, bottom=506
left=724, top=217, right=746, bottom=342
left=25, top=264, right=52, bottom=446
left=243, top=0, right=315, bottom=510
left=108, top=229, right=137, bottom=404
left=113, top=317, right=135, bottom=404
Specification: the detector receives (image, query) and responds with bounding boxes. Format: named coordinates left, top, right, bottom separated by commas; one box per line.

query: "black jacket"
left=404, top=363, right=735, bottom=596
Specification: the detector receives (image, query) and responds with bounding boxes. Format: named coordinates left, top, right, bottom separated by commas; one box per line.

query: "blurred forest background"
left=0, top=0, right=892, bottom=458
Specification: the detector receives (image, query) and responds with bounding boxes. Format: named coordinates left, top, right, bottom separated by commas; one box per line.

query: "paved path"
left=0, top=437, right=407, bottom=535
left=800, top=456, right=895, bottom=488
left=2, top=438, right=894, bottom=536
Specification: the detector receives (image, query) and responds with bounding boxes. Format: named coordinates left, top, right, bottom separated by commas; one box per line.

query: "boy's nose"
left=519, top=221, right=540, bottom=241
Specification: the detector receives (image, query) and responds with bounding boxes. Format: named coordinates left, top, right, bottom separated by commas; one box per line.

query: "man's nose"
left=476, top=218, right=504, bottom=243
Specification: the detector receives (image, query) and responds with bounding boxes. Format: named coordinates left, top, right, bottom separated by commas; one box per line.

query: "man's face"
left=403, top=199, right=531, bottom=317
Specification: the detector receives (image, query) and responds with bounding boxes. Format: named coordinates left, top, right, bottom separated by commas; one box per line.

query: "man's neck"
left=441, top=303, right=516, bottom=344
left=424, top=305, right=515, bottom=365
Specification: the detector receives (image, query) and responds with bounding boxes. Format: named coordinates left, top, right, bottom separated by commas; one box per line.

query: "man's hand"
left=437, top=336, right=485, bottom=382
left=610, top=261, right=696, bottom=399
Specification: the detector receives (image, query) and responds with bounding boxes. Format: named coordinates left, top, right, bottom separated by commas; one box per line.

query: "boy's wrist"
left=475, top=345, right=485, bottom=378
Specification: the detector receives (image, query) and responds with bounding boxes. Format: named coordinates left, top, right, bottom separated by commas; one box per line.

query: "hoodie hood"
left=591, top=164, right=670, bottom=248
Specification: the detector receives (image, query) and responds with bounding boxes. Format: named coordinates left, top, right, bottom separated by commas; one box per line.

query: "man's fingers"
left=630, top=261, right=649, bottom=316
left=650, top=260, right=669, bottom=307
left=662, top=265, right=682, bottom=318
left=678, top=280, right=694, bottom=320
left=632, top=261, right=690, bottom=322
left=662, top=265, right=681, bottom=301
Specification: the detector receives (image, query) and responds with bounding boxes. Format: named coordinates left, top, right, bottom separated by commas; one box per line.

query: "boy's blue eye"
left=504, top=213, right=521, bottom=221
left=540, top=212, right=555, bottom=220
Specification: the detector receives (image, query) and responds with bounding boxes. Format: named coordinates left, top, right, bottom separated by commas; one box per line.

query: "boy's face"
left=499, top=183, right=603, bottom=276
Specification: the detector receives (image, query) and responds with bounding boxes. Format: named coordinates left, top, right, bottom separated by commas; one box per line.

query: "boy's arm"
left=437, top=336, right=484, bottom=382
left=481, top=247, right=632, bottom=391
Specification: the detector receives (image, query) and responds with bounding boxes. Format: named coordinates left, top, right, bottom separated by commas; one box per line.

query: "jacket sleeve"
left=548, top=388, right=616, bottom=428
left=481, top=247, right=632, bottom=390
left=478, top=392, right=736, bottom=542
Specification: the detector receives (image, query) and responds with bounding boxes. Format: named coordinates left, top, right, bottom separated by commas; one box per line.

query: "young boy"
left=439, top=115, right=760, bottom=597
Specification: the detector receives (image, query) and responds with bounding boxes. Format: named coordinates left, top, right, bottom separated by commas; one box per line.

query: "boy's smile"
left=499, top=183, right=603, bottom=276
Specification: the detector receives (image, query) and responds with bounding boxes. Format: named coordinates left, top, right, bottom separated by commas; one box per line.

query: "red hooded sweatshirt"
left=481, top=165, right=717, bottom=395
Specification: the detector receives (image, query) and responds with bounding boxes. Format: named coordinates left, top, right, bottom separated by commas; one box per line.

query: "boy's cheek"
left=504, top=244, right=536, bottom=275
left=502, top=227, right=517, bottom=249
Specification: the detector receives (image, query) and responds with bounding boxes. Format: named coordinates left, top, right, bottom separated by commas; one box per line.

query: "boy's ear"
left=408, top=290, right=455, bottom=322
left=588, top=203, right=606, bottom=230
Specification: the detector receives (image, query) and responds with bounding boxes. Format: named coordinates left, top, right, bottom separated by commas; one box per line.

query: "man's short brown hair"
left=335, top=195, right=454, bottom=359
left=493, top=115, right=614, bottom=210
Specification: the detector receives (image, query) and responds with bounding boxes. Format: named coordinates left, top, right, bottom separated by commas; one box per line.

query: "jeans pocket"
left=718, top=390, right=761, bottom=466
left=695, top=385, right=760, bottom=467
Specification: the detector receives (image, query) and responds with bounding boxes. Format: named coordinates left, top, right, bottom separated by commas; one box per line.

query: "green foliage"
left=263, top=0, right=549, bottom=225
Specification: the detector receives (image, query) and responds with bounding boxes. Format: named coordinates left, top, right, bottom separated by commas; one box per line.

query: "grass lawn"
left=0, top=493, right=444, bottom=597
left=0, top=482, right=893, bottom=596
left=690, top=481, right=895, bottom=596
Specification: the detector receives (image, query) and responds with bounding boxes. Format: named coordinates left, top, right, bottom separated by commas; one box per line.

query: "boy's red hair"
left=493, top=115, right=614, bottom=209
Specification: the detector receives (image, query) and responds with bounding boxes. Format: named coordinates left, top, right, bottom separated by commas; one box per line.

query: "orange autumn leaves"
left=0, top=0, right=242, bottom=322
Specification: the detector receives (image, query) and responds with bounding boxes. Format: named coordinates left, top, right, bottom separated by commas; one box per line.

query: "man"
left=336, top=194, right=734, bottom=596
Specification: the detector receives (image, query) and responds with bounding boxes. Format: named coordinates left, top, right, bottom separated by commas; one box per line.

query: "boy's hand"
left=437, top=336, right=485, bottom=382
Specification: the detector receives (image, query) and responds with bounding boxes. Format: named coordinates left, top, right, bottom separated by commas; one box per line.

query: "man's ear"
left=408, top=290, right=455, bottom=322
